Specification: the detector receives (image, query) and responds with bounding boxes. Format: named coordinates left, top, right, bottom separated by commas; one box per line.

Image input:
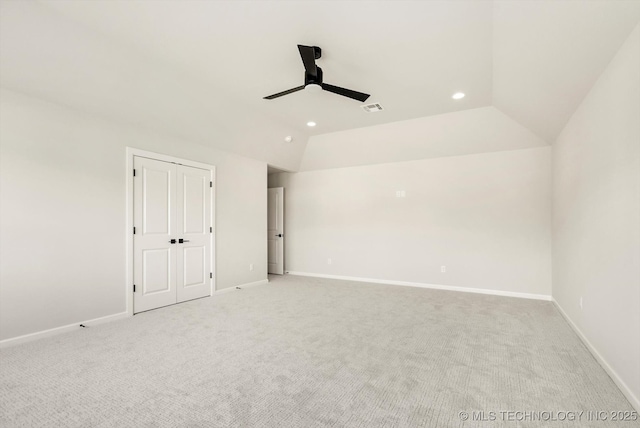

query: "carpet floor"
left=0, top=275, right=635, bottom=427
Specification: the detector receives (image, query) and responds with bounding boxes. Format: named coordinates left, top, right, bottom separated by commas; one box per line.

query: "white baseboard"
left=1, top=278, right=271, bottom=348
left=286, top=271, right=552, bottom=301
left=214, top=278, right=269, bottom=294
left=239, top=278, right=269, bottom=289
left=553, top=299, right=640, bottom=412
left=0, top=311, right=130, bottom=349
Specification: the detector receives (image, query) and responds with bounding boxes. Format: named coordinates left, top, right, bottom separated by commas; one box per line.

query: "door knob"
left=179, top=239, right=190, bottom=243
left=169, top=239, right=176, bottom=244
left=276, top=234, right=283, bottom=237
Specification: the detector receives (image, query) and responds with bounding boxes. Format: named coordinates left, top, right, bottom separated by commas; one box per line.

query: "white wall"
left=271, top=147, right=552, bottom=296
left=552, top=24, right=640, bottom=407
left=0, top=88, right=267, bottom=341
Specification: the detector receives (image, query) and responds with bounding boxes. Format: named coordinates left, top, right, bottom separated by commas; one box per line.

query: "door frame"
left=125, top=147, right=216, bottom=316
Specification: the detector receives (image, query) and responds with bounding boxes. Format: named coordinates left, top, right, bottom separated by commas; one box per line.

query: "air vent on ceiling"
left=362, top=103, right=384, bottom=112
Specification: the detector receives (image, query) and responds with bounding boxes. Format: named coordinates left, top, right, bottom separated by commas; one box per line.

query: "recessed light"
left=307, top=121, right=317, bottom=127
left=452, top=92, right=465, bottom=100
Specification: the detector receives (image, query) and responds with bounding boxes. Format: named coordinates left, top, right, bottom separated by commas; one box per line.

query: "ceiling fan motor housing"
left=305, top=67, right=323, bottom=86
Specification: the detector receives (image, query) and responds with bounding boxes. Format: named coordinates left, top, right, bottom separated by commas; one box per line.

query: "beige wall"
left=271, top=146, right=552, bottom=297
left=552, top=24, right=640, bottom=406
left=0, top=88, right=268, bottom=341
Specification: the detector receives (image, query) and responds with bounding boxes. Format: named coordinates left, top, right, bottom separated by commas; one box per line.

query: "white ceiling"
left=493, top=0, right=640, bottom=142
left=300, top=106, right=547, bottom=171
left=1, top=1, right=638, bottom=171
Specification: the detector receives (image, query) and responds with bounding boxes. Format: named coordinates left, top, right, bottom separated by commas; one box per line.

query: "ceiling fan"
left=263, top=45, right=370, bottom=103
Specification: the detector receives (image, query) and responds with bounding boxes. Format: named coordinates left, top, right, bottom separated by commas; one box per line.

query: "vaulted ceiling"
left=1, top=1, right=638, bottom=171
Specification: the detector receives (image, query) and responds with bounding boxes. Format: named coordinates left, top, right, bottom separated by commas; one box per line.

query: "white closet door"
left=133, top=157, right=177, bottom=313
left=176, top=164, right=212, bottom=303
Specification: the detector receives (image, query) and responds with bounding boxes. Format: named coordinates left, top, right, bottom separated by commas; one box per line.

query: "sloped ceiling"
left=493, top=0, right=640, bottom=143
left=300, top=107, right=547, bottom=171
left=1, top=1, right=638, bottom=171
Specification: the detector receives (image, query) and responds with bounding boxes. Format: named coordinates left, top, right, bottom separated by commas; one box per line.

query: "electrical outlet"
left=396, top=190, right=406, bottom=198
left=249, top=264, right=254, bottom=271
left=327, top=258, right=332, bottom=265
left=441, top=265, right=446, bottom=273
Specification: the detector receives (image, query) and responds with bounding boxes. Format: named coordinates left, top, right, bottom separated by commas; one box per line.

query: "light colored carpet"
left=0, top=275, right=635, bottom=427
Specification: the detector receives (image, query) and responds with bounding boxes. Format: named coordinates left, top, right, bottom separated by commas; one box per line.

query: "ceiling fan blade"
left=297, top=45, right=317, bottom=77
left=321, top=83, right=370, bottom=102
left=263, top=85, right=306, bottom=100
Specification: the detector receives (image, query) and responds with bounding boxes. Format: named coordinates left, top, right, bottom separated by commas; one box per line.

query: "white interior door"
left=133, top=157, right=177, bottom=313
left=176, top=164, right=211, bottom=303
left=268, top=187, right=284, bottom=275
left=134, top=157, right=213, bottom=313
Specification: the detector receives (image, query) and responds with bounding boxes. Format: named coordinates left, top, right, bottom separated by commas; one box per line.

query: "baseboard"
left=0, top=311, right=130, bottom=349
left=553, top=299, right=640, bottom=412
left=286, top=271, right=552, bottom=301
left=214, top=278, right=269, bottom=294
left=1, top=279, right=271, bottom=348
left=238, top=278, right=269, bottom=289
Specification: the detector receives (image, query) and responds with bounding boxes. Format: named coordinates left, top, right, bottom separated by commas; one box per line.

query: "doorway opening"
left=267, top=165, right=288, bottom=275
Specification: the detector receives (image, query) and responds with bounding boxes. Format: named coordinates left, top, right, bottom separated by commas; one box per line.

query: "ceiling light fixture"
left=305, top=83, right=322, bottom=93
left=284, top=136, right=293, bottom=143
left=307, top=121, right=317, bottom=127
left=452, top=92, right=465, bottom=100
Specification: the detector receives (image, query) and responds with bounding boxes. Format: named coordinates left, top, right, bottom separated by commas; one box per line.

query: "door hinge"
left=133, top=226, right=136, bottom=235
left=210, top=272, right=213, bottom=279
left=133, top=169, right=136, bottom=177
left=133, top=284, right=136, bottom=293
left=210, top=227, right=213, bottom=233
left=210, top=181, right=213, bottom=188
